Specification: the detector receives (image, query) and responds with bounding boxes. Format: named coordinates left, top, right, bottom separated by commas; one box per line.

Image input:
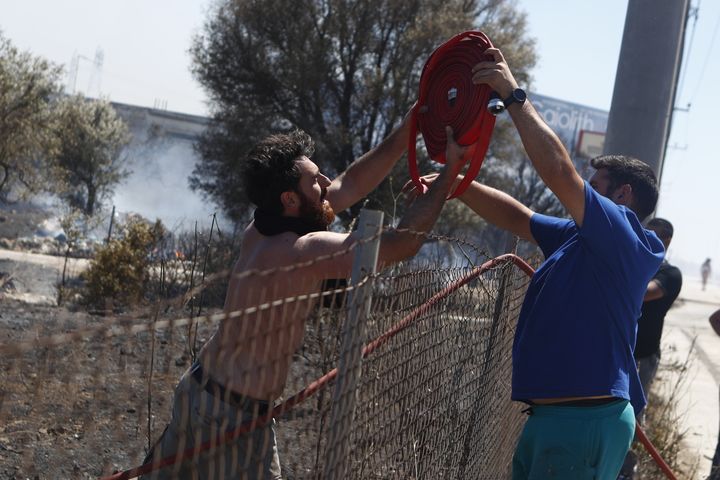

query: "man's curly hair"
left=242, top=130, right=315, bottom=214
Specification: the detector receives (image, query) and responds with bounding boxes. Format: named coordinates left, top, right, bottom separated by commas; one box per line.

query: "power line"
left=676, top=1, right=700, bottom=102
left=689, top=2, right=720, bottom=105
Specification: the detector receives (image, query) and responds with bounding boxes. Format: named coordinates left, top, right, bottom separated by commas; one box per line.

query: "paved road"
left=657, top=277, right=720, bottom=478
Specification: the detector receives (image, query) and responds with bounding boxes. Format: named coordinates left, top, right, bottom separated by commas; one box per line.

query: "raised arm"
left=377, top=128, right=466, bottom=266
left=325, top=109, right=413, bottom=213
left=472, top=48, right=586, bottom=226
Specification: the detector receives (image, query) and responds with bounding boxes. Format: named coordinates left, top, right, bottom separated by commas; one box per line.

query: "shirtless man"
left=143, top=115, right=466, bottom=479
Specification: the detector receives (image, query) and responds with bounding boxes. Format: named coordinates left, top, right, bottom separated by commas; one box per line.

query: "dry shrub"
left=80, top=217, right=165, bottom=312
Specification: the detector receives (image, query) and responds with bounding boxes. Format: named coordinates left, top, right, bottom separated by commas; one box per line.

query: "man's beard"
left=298, top=191, right=335, bottom=231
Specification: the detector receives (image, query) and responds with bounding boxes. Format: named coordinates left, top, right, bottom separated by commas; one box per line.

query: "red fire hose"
left=408, top=31, right=497, bottom=199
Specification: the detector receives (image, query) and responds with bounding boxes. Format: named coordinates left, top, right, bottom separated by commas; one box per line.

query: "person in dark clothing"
left=634, top=218, right=683, bottom=393
left=618, top=218, right=682, bottom=480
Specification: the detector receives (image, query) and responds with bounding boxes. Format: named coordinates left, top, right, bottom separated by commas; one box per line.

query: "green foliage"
left=0, top=33, right=62, bottom=202
left=51, top=95, right=131, bottom=216
left=0, top=34, right=131, bottom=215
left=80, top=217, right=165, bottom=311
left=189, top=0, right=538, bottom=224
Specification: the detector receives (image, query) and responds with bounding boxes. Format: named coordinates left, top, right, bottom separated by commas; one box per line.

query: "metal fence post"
left=323, top=208, right=384, bottom=479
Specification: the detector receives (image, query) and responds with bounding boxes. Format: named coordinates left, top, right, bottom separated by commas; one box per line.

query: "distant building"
left=109, top=102, right=220, bottom=231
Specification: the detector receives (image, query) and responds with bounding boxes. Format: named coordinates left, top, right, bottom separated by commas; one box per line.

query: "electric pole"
left=603, top=0, right=690, bottom=184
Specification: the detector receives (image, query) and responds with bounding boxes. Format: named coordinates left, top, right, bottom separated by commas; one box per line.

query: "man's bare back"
left=199, top=223, right=341, bottom=400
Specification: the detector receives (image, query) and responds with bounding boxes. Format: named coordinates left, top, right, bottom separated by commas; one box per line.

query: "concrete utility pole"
left=603, top=0, right=690, bottom=183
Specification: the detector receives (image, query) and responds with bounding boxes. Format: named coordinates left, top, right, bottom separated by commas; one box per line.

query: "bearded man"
left=143, top=114, right=466, bottom=479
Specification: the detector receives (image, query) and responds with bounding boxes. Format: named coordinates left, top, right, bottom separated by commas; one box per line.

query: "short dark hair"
left=590, top=155, right=658, bottom=221
left=242, top=130, right=315, bottom=214
left=646, top=217, right=673, bottom=240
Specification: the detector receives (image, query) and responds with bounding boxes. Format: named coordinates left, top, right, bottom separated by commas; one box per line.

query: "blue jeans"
left=512, top=400, right=635, bottom=479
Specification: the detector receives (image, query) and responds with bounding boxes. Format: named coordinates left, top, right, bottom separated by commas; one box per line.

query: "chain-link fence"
left=0, top=230, right=533, bottom=479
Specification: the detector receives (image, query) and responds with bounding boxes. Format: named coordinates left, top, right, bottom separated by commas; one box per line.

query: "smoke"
left=110, top=103, right=231, bottom=234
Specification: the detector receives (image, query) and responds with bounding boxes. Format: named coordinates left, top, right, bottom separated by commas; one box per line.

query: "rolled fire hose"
left=408, top=31, right=497, bottom=199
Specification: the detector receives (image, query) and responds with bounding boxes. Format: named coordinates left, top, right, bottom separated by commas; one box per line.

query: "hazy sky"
left=1, top=0, right=718, bottom=271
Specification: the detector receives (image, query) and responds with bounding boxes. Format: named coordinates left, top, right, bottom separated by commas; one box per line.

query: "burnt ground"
left=0, top=203, right=527, bottom=479
left=0, top=205, right=329, bottom=479
left=0, top=287, right=334, bottom=479
left=0, top=298, right=199, bottom=478
left=0, top=204, right=189, bottom=478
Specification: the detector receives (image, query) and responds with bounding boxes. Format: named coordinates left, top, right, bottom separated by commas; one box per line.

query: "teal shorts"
left=512, top=400, right=635, bottom=480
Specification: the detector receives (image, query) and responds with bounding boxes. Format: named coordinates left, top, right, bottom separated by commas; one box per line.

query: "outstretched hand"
left=401, top=126, right=466, bottom=203
left=471, top=47, right=519, bottom=99
left=401, top=173, right=438, bottom=204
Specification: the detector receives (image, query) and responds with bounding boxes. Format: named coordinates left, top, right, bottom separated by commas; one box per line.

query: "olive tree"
left=189, top=0, right=540, bottom=225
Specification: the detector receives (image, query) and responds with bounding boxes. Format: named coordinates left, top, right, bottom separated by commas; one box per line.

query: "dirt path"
left=0, top=248, right=89, bottom=305
left=0, top=248, right=89, bottom=271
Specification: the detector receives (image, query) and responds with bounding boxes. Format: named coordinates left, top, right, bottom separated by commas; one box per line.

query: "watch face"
left=513, top=88, right=527, bottom=102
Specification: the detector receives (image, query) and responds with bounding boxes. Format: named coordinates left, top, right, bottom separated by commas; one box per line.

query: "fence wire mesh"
left=0, top=232, right=532, bottom=479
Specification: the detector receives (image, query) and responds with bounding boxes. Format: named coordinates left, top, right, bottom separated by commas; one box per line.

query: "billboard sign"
left=529, top=93, right=609, bottom=174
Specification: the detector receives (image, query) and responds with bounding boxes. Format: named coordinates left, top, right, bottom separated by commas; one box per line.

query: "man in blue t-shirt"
left=410, top=48, right=665, bottom=478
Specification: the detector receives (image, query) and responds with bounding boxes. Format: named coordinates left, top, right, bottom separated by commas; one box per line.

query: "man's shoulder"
left=248, top=225, right=302, bottom=247
left=240, top=227, right=304, bottom=268
left=582, top=188, right=646, bottom=240
left=581, top=196, right=664, bottom=260
left=656, top=261, right=681, bottom=275
left=657, top=262, right=683, bottom=283
left=661, top=261, right=681, bottom=273
left=652, top=261, right=683, bottom=297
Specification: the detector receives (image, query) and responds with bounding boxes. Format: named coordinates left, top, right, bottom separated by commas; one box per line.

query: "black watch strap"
left=503, top=88, right=527, bottom=108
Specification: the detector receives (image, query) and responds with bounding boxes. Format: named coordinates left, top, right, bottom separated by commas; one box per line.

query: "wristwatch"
left=503, top=88, right=527, bottom=108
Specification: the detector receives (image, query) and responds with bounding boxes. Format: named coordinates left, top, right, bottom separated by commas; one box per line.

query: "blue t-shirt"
left=511, top=181, right=664, bottom=414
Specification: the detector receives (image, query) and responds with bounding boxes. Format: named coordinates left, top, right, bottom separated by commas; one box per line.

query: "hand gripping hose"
left=408, top=31, right=497, bottom=199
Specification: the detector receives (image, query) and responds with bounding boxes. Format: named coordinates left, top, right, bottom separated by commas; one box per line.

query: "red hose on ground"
left=635, top=423, right=678, bottom=480
left=101, top=253, right=677, bottom=480
left=408, top=31, right=497, bottom=199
